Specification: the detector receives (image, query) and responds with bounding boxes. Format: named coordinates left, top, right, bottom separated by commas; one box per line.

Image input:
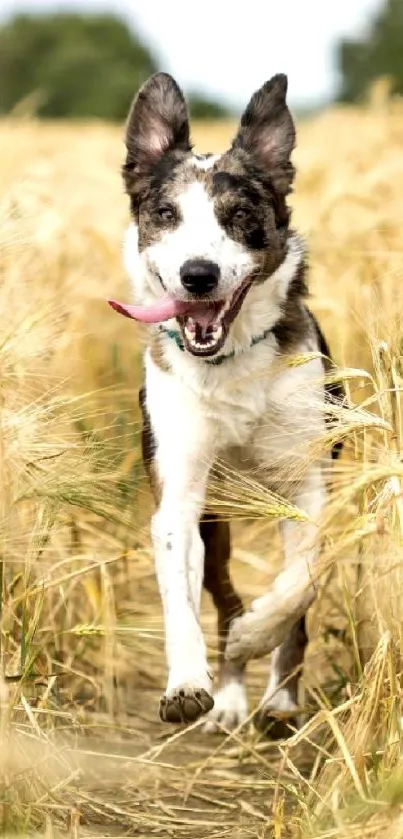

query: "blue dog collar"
left=159, top=325, right=273, bottom=366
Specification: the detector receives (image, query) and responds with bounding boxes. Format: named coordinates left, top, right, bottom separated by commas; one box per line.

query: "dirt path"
left=57, top=526, right=346, bottom=838
left=69, top=685, right=302, bottom=838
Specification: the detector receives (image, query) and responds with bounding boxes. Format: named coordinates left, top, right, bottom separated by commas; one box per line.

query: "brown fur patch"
left=135, top=153, right=198, bottom=250
left=123, top=73, right=191, bottom=214
left=272, top=260, right=310, bottom=352
left=201, top=515, right=244, bottom=687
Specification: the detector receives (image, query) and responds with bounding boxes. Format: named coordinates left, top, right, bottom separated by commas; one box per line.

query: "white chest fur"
left=145, top=335, right=325, bottom=488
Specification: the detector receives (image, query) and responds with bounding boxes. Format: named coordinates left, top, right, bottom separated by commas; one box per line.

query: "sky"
left=1, top=0, right=383, bottom=109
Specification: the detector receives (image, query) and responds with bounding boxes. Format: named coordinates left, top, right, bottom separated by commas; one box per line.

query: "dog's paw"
left=159, top=685, right=214, bottom=723
left=203, top=680, right=248, bottom=734
left=253, top=706, right=298, bottom=740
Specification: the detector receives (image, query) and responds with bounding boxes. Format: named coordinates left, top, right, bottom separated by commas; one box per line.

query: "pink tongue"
left=107, top=297, right=190, bottom=324
left=107, top=297, right=220, bottom=327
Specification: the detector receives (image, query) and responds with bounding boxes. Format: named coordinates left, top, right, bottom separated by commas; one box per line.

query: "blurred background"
left=0, top=0, right=402, bottom=120
left=2, top=3, right=403, bottom=838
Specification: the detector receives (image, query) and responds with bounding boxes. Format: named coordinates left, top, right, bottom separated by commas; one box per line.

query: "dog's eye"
left=157, top=205, right=175, bottom=222
left=233, top=207, right=249, bottom=221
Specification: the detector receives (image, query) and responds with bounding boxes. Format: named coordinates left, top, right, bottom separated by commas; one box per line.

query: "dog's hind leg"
left=225, top=465, right=325, bottom=665
left=201, top=516, right=248, bottom=733
left=253, top=615, right=308, bottom=737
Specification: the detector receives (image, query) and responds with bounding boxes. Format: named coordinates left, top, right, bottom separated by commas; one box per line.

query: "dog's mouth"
left=178, top=278, right=253, bottom=357
left=108, top=276, right=254, bottom=358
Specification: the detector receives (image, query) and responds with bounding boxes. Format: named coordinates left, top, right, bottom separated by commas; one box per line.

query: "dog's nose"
left=180, top=260, right=220, bottom=295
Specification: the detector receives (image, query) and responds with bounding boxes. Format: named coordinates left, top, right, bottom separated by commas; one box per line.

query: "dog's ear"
left=232, top=74, right=295, bottom=194
left=123, top=73, right=191, bottom=197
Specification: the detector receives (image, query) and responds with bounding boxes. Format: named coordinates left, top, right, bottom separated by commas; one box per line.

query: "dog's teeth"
left=184, top=321, right=223, bottom=352
left=184, top=324, right=196, bottom=341
left=212, top=324, right=223, bottom=340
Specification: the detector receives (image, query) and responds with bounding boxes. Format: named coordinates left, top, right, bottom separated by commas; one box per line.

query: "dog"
left=109, top=72, right=343, bottom=734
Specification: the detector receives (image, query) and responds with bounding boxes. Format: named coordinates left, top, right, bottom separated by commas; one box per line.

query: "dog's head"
left=121, top=72, right=296, bottom=358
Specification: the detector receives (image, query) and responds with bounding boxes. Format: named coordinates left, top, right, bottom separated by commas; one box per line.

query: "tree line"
left=0, top=12, right=229, bottom=120
left=0, top=1, right=402, bottom=120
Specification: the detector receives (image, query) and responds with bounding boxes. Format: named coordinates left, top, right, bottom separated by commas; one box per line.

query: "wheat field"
left=1, top=96, right=403, bottom=839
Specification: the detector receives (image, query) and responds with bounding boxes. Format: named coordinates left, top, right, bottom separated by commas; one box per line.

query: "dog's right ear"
left=123, top=73, right=191, bottom=199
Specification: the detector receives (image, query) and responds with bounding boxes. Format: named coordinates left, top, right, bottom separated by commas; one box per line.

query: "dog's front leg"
left=145, top=367, right=215, bottom=723
left=153, top=474, right=214, bottom=723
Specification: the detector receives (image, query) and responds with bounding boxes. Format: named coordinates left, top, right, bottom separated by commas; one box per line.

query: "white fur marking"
left=261, top=646, right=299, bottom=714
left=203, top=680, right=248, bottom=733
left=192, top=153, right=221, bottom=171
left=145, top=180, right=256, bottom=302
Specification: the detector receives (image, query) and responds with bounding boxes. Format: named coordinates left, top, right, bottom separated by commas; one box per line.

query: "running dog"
left=109, top=72, right=342, bottom=733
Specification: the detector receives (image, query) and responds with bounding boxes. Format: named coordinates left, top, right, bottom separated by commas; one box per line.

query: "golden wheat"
left=1, top=98, right=403, bottom=838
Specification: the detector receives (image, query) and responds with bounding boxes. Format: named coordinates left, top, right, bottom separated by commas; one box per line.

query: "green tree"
left=188, top=93, right=230, bottom=120
left=0, top=13, right=157, bottom=119
left=337, top=0, right=403, bottom=102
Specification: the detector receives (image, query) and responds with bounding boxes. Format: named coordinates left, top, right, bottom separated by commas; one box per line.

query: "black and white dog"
left=109, top=72, right=342, bottom=733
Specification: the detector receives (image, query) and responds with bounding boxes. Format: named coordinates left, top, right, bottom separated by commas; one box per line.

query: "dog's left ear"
left=123, top=73, right=191, bottom=199
left=232, top=74, right=295, bottom=194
